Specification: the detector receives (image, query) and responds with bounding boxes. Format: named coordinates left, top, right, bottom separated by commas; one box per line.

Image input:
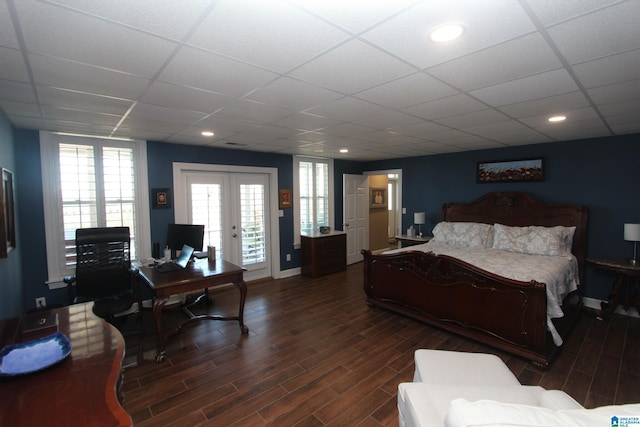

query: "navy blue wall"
left=362, top=134, right=640, bottom=301
left=0, top=113, right=22, bottom=318
left=146, top=141, right=297, bottom=268
left=6, top=116, right=640, bottom=316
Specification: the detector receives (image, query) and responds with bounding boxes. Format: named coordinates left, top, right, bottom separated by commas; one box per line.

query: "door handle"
left=344, top=223, right=350, bottom=227
left=232, top=233, right=237, bottom=238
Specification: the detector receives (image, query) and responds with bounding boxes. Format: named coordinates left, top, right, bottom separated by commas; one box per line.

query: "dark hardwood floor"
left=122, top=263, right=640, bottom=426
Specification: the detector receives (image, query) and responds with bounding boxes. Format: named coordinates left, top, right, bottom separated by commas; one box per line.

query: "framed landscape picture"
left=477, top=158, right=544, bottom=183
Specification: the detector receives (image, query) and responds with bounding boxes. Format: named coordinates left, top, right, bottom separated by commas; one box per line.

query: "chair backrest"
left=75, top=227, right=131, bottom=299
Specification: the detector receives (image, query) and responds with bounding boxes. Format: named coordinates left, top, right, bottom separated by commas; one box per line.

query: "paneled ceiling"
left=1, top=0, right=639, bottom=160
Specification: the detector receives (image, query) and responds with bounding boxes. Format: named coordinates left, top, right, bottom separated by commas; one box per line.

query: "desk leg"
left=235, top=280, right=249, bottom=335
left=153, top=296, right=170, bottom=363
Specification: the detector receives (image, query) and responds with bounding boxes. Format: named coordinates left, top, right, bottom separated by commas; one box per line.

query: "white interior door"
left=343, top=174, right=368, bottom=265
left=185, top=172, right=271, bottom=281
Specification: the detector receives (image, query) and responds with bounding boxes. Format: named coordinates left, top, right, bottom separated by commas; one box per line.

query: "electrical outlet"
left=286, top=253, right=291, bottom=261
left=36, top=297, right=46, bottom=308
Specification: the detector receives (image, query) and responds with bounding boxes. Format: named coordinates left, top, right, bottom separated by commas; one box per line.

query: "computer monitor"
left=166, top=224, right=205, bottom=253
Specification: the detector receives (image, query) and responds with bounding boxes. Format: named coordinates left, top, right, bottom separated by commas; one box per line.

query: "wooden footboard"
left=362, top=249, right=575, bottom=368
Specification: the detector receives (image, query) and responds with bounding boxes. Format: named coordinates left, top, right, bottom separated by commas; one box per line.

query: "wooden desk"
left=587, top=257, right=640, bottom=319
left=138, top=258, right=249, bottom=362
left=0, top=303, right=131, bottom=427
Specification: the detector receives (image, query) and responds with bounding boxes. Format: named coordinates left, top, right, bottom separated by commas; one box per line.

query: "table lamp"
left=414, top=212, right=426, bottom=237
left=624, top=223, right=640, bottom=265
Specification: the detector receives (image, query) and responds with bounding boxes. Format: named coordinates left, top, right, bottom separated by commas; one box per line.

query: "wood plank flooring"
left=122, top=263, right=640, bottom=426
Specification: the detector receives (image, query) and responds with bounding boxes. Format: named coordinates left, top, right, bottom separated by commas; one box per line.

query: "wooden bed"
left=361, top=192, right=588, bottom=368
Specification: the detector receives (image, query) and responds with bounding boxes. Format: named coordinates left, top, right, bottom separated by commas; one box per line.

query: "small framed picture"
left=370, top=187, right=387, bottom=208
left=279, top=189, right=292, bottom=209
left=152, top=188, right=171, bottom=209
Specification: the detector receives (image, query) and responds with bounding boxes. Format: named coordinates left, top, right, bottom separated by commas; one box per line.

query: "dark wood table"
left=587, top=257, right=640, bottom=319
left=0, top=303, right=132, bottom=427
left=138, top=258, right=249, bottom=362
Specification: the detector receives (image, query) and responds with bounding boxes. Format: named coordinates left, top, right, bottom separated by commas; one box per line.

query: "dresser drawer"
left=301, top=233, right=347, bottom=278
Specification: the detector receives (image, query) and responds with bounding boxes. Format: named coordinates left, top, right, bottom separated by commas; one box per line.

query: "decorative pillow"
left=432, top=222, right=494, bottom=248
left=492, top=224, right=575, bottom=257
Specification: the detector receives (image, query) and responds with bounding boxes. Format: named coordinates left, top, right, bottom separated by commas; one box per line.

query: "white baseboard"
left=582, top=296, right=639, bottom=319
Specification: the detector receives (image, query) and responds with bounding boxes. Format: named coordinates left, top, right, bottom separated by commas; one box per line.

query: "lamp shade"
left=624, top=223, right=640, bottom=242
left=414, top=212, right=426, bottom=225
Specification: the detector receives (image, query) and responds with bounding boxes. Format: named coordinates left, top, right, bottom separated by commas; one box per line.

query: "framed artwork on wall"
left=279, top=189, right=292, bottom=209
left=152, top=188, right=172, bottom=209
left=370, top=187, right=387, bottom=208
left=0, top=168, right=16, bottom=258
left=477, top=158, right=544, bottom=183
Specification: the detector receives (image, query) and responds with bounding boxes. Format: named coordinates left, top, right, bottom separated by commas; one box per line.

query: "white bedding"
left=385, top=241, right=580, bottom=346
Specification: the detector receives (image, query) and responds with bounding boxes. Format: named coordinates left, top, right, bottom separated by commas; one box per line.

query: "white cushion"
left=413, top=350, right=520, bottom=386
left=492, top=224, right=575, bottom=257
left=445, top=399, right=640, bottom=427
left=432, top=222, right=494, bottom=249
left=398, top=384, right=546, bottom=427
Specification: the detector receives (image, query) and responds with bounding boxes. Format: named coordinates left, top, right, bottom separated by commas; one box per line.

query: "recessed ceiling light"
left=201, top=131, right=215, bottom=137
left=429, top=23, right=465, bottom=43
left=339, top=148, right=349, bottom=153
left=548, top=115, right=566, bottom=123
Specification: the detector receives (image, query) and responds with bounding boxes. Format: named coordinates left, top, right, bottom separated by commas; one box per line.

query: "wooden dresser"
left=301, top=231, right=347, bottom=278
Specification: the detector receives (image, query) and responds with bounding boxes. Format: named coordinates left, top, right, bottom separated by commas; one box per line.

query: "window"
left=293, top=156, right=334, bottom=246
left=40, top=132, right=150, bottom=287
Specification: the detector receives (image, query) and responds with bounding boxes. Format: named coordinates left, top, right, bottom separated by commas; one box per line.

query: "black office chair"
left=64, top=227, right=142, bottom=323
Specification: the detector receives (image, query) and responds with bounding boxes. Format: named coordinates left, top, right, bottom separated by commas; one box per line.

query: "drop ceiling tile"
left=0, top=47, right=30, bottom=82
left=41, top=106, right=121, bottom=126
left=142, top=81, right=235, bottom=114
left=470, top=68, right=578, bottom=107
left=51, top=0, right=213, bottom=41
left=15, top=1, right=178, bottom=77
left=37, top=86, right=132, bottom=116
left=483, top=128, right=552, bottom=145
left=289, top=39, right=415, bottom=95
left=292, top=0, right=420, bottom=34
left=160, top=47, right=279, bottom=97
left=572, top=49, right=640, bottom=89
left=0, top=80, right=35, bottom=104
left=188, top=0, right=350, bottom=73
left=215, top=98, right=294, bottom=124
left=361, top=0, right=535, bottom=69
left=519, top=106, right=602, bottom=128
left=390, top=121, right=450, bottom=138
left=525, top=0, right=621, bottom=26
left=463, top=119, right=532, bottom=138
left=322, top=122, right=376, bottom=138
left=587, top=80, right=640, bottom=105
left=195, top=115, right=260, bottom=135
left=0, top=1, right=19, bottom=49
left=306, top=97, right=387, bottom=122
left=226, top=125, right=299, bottom=144
left=0, top=100, right=41, bottom=118
left=354, top=110, right=423, bottom=130
left=598, top=98, right=640, bottom=118
left=272, top=112, right=339, bottom=132
left=547, top=1, right=640, bottom=65
left=427, top=33, right=562, bottom=91
left=246, top=77, right=343, bottom=111
left=7, top=116, right=45, bottom=130
left=129, top=102, right=208, bottom=125
left=119, top=117, right=188, bottom=134
left=607, top=114, right=640, bottom=134
left=355, top=72, right=458, bottom=109
left=29, top=54, right=150, bottom=99
left=536, top=118, right=612, bottom=140
left=435, top=109, right=511, bottom=129
left=403, top=94, right=487, bottom=120
left=497, top=91, right=590, bottom=118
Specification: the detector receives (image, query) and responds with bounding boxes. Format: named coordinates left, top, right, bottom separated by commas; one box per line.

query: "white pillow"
left=432, top=222, right=494, bottom=249
left=492, top=224, right=575, bottom=257
left=444, top=399, right=639, bottom=427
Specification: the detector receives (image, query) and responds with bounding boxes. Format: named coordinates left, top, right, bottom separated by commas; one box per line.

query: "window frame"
left=293, top=156, right=334, bottom=247
left=40, top=132, right=151, bottom=288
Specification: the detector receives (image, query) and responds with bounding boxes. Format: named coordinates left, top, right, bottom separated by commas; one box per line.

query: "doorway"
left=173, top=163, right=280, bottom=281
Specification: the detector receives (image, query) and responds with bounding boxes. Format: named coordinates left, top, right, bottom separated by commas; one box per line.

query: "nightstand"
left=395, top=234, right=432, bottom=248
left=587, top=257, right=640, bottom=320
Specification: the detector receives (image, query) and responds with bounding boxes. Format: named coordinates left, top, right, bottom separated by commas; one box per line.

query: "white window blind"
left=293, top=156, right=333, bottom=246
left=240, top=184, right=266, bottom=265
left=41, top=133, right=150, bottom=286
left=190, top=183, right=223, bottom=256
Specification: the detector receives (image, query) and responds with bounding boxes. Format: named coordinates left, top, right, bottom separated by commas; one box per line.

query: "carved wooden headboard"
left=442, top=192, right=589, bottom=283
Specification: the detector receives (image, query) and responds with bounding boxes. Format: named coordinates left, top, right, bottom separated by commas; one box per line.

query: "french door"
left=181, top=171, right=271, bottom=281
